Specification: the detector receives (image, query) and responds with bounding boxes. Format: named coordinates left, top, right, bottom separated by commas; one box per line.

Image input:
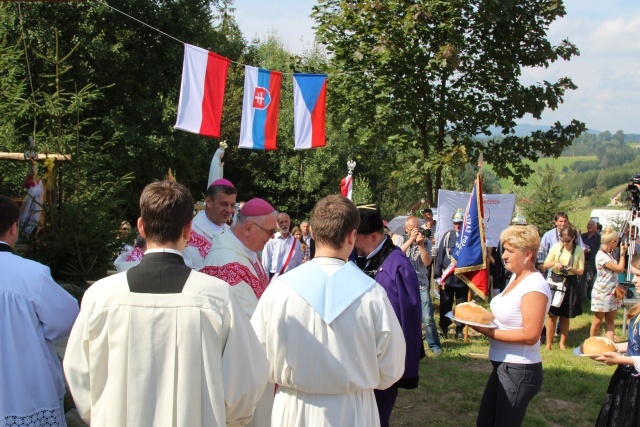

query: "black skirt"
left=596, top=365, right=640, bottom=427
left=548, top=275, right=582, bottom=318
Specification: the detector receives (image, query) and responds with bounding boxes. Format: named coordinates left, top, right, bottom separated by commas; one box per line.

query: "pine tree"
left=523, top=165, right=565, bottom=234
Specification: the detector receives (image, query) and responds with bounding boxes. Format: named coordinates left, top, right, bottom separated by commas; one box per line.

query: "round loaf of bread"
left=582, top=337, right=617, bottom=355
left=454, top=301, right=493, bottom=325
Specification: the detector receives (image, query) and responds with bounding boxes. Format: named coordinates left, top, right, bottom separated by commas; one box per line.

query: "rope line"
left=100, top=0, right=369, bottom=76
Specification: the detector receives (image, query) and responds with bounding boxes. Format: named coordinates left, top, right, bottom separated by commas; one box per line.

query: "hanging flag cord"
left=100, top=1, right=186, bottom=46
left=98, top=0, right=368, bottom=75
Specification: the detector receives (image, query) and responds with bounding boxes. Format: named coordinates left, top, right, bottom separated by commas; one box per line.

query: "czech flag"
left=175, top=44, right=230, bottom=138
left=239, top=66, right=282, bottom=150
left=451, top=173, right=489, bottom=300
left=293, top=73, right=327, bottom=150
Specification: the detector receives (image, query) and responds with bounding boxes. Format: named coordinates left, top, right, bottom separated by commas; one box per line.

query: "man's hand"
left=413, top=228, right=425, bottom=246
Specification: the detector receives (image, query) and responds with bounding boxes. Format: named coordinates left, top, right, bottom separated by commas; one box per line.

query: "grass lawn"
left=390, top=301, right=626, bottom=426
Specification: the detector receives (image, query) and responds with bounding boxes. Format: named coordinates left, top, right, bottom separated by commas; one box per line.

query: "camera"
left=418, top=228, right=431, bottom=238
left=619, top=282, right=638, bottom=299
left=627, top=174, right=640, bottom=208
left=559, top=265, right=569, bottom=275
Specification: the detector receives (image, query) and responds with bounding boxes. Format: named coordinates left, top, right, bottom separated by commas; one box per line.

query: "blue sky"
left=234, top=0, right=640, bottom=133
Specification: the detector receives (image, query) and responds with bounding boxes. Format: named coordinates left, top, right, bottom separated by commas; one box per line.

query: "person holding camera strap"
left=590, top=227, right=628, bottom=342
left=542, top=225, right=584, bottom=350
left=399, top=215, right=442, bottom=356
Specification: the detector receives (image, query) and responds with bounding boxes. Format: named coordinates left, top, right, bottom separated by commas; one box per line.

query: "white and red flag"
left=175, top=44, right=230, bottom=138
left=340, top=175, right=353, bottom=200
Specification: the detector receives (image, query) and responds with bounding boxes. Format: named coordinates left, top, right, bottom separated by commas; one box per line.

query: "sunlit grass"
left=391, top=301, right=624, bottom=426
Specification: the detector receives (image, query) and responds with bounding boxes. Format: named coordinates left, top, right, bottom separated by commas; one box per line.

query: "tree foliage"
left=523, top=165, right=565, bottom=233
left=313, top=0, right=586, bottom=205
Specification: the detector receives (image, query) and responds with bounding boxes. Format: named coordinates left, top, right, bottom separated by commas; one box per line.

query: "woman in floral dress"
left=590, top=227, right=628, bottom=341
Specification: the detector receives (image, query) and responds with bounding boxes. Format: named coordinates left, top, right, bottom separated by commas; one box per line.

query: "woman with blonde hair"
left=472, top=225, right=551, bottom=427
left=593, top=254, right=640, bottom=426
left=542, top=225, right=584, bottom=350
left=590, top=227, right=628, bottom=341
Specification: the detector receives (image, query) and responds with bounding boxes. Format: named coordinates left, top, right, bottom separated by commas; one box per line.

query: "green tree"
left=313, top=0, right=585, bottom=206
left=2, top=0, right=241, bottom=219
left=523, top=165, right=564, bottom=233
left=0, top=4, right=31, bottom=197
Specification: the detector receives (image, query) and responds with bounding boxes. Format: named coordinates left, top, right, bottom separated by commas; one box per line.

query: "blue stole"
left=279, top=261, right=376, bottom=324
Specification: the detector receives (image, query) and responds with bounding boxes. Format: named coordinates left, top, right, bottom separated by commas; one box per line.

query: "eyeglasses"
left=561, top=238, right=573, bottom=243
left=250, top=221, right=277, bottom=237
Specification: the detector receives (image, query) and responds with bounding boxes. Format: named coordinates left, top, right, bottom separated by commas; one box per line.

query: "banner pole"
left=464, top=288, right=472, bottom=342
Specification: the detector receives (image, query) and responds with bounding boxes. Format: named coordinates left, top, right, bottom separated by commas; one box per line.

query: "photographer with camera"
left=398, top=215, right=442, bottom=356
left=590, top=227, right=628, bottom=342
left=542, top=225, right=585, bottom=350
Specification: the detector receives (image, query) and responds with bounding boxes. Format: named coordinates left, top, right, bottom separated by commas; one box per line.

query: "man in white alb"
left=251, top=195, right=406, bottom=426
left=183, top=178, right=236, bottom=270
left=1, top=195, right=79, bottom=426
left=261, top=212, right=303, bottom=280
left=64, top=181, right=268, bottom=427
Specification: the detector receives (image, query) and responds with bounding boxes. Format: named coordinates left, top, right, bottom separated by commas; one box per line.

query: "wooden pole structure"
left=463, top=153, right=485, bottom=343
left=0, top=152, right=70, bottom=162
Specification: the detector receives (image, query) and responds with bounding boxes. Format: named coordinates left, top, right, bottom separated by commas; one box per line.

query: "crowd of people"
left=3, top=180, right=640, bottom=426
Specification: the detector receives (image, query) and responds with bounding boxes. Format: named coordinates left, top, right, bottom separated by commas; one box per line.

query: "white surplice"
left=182, top=211, right=228, bottom=270
left=251, top=258, right=406, bottom=426
left=1, top=247, right=79, bottom=426
left=63, top=269, right=268, bottom=427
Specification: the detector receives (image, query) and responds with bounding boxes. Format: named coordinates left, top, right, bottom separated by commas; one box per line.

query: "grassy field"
left=487, top=156, right=598, bottom=195
left=390, top=301, right=625, bottom=426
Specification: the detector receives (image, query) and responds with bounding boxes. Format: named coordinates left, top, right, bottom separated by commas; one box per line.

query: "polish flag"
left=175, top=44, right=230, bottom=138
left=340, top=175, right=353, bottom=200
left=239, top=66, right=282, bottom=150
left=293, top=73, right=327, bottom=150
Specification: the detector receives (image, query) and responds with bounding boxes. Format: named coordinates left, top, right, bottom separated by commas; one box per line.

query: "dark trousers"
left=438, top=284, right=469, bottom=335
left=477, top=361, right=543, bottom=427
left=374, top=385, right=398, bottom=427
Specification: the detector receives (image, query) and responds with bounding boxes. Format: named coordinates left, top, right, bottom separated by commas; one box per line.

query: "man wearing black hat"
left=354, top=204, right=423, bottom=427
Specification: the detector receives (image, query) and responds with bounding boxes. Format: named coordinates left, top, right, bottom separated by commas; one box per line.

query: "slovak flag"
left=239, top=66, right=282, bottom=150
left=293, top=73, right=327, bottom=149
left=175, top=44, right=230, bottom=138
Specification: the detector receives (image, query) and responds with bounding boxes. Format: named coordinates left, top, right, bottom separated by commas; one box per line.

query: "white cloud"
left=234, top=0, right=640, bottom=133
left=519, top=3, right=640, bottom=133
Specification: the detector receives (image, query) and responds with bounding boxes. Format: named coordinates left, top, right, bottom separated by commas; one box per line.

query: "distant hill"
left=487, top=124, right=640, bottom=141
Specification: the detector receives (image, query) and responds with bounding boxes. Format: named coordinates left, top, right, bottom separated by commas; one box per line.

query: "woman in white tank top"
left=471, top=225, right=551, bottom=427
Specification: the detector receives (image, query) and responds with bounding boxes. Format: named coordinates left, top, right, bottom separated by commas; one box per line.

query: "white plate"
left=445, top=311, right=498, bottom=328
left=573, top=346, right=596, bottom=357
left=573, top=346, right=619, bottom=357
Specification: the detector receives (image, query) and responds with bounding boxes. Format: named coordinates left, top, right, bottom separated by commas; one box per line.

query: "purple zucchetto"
left=239, top=198, right=275, bottom=217
left=209, top=178, right=235, bottom=188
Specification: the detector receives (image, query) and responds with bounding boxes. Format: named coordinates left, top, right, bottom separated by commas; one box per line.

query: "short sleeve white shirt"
left=489, top=271, right=551, bottom=364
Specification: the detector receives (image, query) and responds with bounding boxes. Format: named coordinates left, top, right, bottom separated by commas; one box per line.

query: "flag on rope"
left=293, top=73, right=327, bottom=149
left=239, top=66, right=282, bottom=150
left=451, top=173, right=489, bottom=300
left=175, top=44, right=230, bottom=138
left=340, top=175, right=353, bottom=200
